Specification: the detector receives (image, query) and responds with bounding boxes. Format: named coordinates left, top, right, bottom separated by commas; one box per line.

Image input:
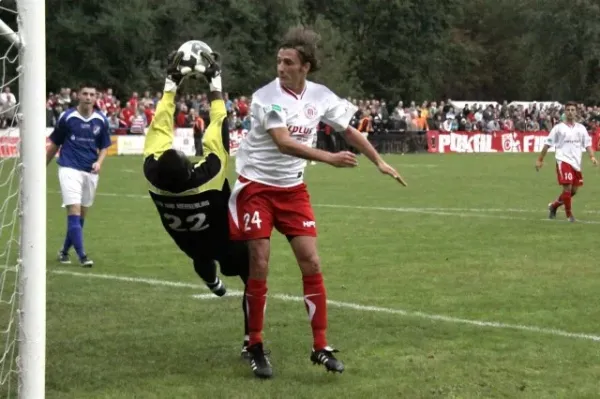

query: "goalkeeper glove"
left=164, top=50, right=198, bottom=91
left=199, top=51, right=222, bottom=92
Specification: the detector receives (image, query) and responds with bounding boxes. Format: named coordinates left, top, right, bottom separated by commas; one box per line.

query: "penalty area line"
left=51, top=268, right=600, bottom=343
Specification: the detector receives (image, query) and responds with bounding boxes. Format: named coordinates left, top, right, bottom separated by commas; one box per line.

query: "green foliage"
left=34, top=0, right=600, bottom=102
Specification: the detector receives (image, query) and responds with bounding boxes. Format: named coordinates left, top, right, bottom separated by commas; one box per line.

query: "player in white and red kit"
left=536, top=102, right=597, bottom=222
left=228, top=26, right=407, bottom=379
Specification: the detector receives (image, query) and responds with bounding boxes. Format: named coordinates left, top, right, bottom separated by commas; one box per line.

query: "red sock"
left=562, top=191, right=573, bottom=217
left=302, top=273, right=328, bottom=351
left=551, top=194, right=564, bottom=209
left=246, top=278, right=267, bottom=346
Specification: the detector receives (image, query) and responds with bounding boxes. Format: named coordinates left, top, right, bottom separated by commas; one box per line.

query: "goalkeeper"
left=143, top=49, right=250, bottom=355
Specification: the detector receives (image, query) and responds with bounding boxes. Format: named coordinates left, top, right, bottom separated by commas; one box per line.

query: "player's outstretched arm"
left=342, top=126, right=407, bottom=186
left=142, top=87, right=177, bottom=160
left=144, top=73, right=177, bottom=159
left=199, top=52, right=228, bottom=163
left=143, top=51, right=198, bottom=160
left=268, top=127, right=354, bottom=165
left=260, top=101, right=357, bottom=167
left=187, top=52, right=231, bottom=192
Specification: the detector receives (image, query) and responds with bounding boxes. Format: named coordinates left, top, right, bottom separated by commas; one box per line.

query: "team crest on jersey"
left=304, top=103, right=317, bottom=119
left=93, top=125, right=101, bottom=135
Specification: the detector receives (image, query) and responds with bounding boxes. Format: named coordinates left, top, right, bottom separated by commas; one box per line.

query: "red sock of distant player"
left=550, top=194, right=564, bottom=209
left=302, top=273, right=328, bottom=351
left=562, top=191, right=573, bottom=217
left=246, top=278, right=267, bottom=347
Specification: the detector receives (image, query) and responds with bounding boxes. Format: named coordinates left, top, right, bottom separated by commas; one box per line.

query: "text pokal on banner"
left=426, top=130, right=600, bottom=154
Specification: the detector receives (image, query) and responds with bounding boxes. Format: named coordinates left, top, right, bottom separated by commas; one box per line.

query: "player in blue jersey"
left=46, top=83, right=111, bottom=267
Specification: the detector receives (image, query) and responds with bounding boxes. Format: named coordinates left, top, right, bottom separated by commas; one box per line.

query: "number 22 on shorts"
left=243, top=211, right=262, bottom=231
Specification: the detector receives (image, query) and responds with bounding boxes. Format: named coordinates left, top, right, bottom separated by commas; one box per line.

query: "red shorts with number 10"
left=556, top=161, right=583, bottom=187
left=228, top=176, right=317, bottom=240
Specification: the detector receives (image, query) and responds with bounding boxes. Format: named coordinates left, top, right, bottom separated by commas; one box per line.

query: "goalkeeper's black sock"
left=193, top=258, right=217, bottom=283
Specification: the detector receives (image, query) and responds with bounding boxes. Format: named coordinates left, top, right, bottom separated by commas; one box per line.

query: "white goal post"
left=0, top=0, right=46, bottom=398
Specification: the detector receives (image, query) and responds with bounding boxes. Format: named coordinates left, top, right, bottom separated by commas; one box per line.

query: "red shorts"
left=228, top=176, right=317, bottom=240
left=556, top=161, right=583, bottom=187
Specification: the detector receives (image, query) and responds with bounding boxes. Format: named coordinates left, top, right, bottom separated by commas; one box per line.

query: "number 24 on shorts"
left=244, top=211, right=262, bottom=231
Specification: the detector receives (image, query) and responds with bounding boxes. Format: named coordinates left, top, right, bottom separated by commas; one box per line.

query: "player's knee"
left=289, top=236, right=321, bottom=276
left=297, top=252, right=321, bottom=276
left=66, top=204, right=81, bottom=216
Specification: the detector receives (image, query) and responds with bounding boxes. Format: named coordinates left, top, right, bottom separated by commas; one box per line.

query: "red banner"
left=426, top=130, right=600, bottom=154
left=0, top=137, right=55, bottom=158
left=0, top=137, right=19, bottom=158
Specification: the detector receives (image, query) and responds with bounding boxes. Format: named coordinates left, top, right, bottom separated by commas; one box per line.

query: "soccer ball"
left=176, top=40, right=214, bottom=74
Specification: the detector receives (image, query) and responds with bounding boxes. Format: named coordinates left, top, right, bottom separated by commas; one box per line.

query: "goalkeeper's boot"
left=80, top=256, right=94, bottom=268
left=57, top=250, right=71, bottom=264
left=548, top=203, right=557, bottom=219
left=310, top=346, right=345, bottom=373
left=206, top=277, right=226, bottom=297
left=247, top=342, right=273, bottom=379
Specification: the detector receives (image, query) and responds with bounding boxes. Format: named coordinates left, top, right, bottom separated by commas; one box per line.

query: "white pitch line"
left=312, top=204, right=600, bottom=224
left=46, top=190, right=600, bottom=222
left=51, top=268, right=600, bottom=343
left=192, top=291, right=244, bottom=300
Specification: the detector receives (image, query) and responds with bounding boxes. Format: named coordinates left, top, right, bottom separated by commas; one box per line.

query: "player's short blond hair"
left=279, top=26, right=321, bottom=73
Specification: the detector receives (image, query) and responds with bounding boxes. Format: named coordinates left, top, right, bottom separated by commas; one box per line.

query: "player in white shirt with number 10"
left=228, top=26, right=407, bottom=379
left=536, top=101, right=597, bottom=222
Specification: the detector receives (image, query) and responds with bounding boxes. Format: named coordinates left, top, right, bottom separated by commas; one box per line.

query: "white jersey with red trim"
left=544, top=122, right=591, bottom=171
left=235, top=78, right=357, bottom=187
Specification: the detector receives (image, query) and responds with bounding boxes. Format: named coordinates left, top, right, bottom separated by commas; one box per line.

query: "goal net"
left=0, top=0, right=46, bottom=398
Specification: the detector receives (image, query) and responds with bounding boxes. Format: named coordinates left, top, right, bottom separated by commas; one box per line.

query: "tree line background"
left=2, top=0, right=600, bottom=104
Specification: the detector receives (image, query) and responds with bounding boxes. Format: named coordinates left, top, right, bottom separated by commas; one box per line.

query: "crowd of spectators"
left=16, top=87, right=600, bottom=138
left=44, top=88, right=251, bottom=139
left=349, top=98, right=600, bottom=135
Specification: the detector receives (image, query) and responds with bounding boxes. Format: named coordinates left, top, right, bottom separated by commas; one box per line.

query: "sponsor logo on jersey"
left=304, top=103, right=317, bottom=119
left=288, top=125, right=314, bottom=136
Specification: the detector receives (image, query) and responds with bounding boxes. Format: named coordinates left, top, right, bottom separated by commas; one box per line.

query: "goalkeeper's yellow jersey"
left=142, top=90, right=229, bottom=196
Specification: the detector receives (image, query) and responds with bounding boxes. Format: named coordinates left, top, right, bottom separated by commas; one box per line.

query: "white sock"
left=163, top=77, right=177, bottom=93
left=209, top=75, right=222, bottom=92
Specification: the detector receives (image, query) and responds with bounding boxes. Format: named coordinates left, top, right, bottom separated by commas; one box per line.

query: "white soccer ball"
left=176, top=40, right=214, bottom=75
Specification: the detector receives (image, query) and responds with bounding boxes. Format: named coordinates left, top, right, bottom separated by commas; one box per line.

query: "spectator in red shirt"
left=237, top=96, right=249, bottom=118
left=176, top=104, right=188, bottom=127
left=120, top=101, right=136, bottom=127
left=144, top=103, right=155, bottom=125
left=128, top=92, right=138, bottom=110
